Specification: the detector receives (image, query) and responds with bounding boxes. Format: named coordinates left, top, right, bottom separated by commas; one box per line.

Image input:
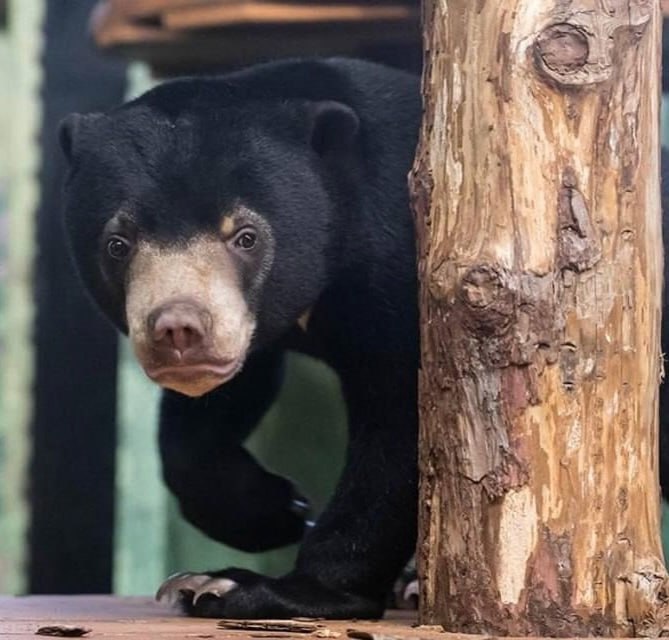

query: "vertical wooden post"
left=411, top=1, right=668, bottom=635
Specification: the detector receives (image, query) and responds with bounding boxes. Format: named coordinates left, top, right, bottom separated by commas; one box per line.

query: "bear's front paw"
left=156, top=568, right=383, bottom=619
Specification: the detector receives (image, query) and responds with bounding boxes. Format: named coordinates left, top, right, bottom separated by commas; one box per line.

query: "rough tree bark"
left=411, top=1, right=668, bottom=636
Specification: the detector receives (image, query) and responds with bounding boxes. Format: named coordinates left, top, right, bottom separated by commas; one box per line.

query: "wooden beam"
left=92, top=3, right=184, bottom=48
left=164, top=2, right=417, bottom=28
left=92, top=11, right=419, bottom=75
left=90, top=0, right=420, bottom=73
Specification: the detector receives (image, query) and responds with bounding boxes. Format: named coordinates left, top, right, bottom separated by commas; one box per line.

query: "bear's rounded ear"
left=58, top=113, right=103, bottom=163
left=308, top=101, right=360, bottom=156
left=58, top=113, right=85, bottom=163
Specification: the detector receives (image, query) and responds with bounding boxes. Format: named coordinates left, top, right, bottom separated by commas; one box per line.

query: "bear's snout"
left=140, top=296, right=244, bottom=397
left=124, top=237, right=256, bottom=397
left=148, top=299, right=212, bottom=360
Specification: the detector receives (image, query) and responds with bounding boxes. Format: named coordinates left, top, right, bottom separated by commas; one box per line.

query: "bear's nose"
left=148, top=301, right=210, bottom=356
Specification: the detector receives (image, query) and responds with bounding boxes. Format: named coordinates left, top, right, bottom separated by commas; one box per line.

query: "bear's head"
left=59, top=80, right=360, bottom=397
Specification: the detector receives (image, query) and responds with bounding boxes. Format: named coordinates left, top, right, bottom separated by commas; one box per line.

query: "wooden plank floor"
left=0, top=596, right=429, bottom=640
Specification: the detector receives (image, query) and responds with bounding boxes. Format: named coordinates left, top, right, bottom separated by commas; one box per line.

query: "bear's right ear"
left=308, top=101, right=360, bottom=156
left=58, top=113, right=103, bottom=163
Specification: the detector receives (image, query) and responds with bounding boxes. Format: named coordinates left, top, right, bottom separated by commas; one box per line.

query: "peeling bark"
left=411, top=0, right=667, bottom=636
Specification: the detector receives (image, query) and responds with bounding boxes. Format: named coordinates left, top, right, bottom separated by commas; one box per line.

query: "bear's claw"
left=156, top=572, right=238, bottom=605
left=192, top=577, right=239, bottom=604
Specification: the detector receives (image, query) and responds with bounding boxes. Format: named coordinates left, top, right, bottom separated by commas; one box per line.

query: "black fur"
left=60, top=58, right=421, bottom=619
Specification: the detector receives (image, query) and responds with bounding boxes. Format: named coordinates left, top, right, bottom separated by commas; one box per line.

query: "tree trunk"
left=411, top=1, right=668, bottom=636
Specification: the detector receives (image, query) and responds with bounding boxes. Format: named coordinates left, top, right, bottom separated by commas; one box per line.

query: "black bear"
left=59, top=58, right=422, bottom=619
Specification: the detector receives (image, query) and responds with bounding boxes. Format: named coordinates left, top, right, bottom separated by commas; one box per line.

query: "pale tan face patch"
left=125, top=236, right=255, bottom=396
left=220, top=215, right=235, bottom=238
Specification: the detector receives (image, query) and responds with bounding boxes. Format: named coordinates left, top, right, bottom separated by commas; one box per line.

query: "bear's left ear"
left=58, top=113, right=103, bottom=163
left=308, top=101, right=360, bottom=156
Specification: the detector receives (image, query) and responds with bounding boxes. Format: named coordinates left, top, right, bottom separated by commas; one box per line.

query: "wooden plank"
left=91, top=0, right=419, bottom=73
left=0, top=596, right=654, bottom=640
left=108, top=0, right=232, bottom=19
left=92, top=6, right=185, bottom=47
left=163, top=2, right=416, bottom=28
left=93, top=6, right=417, bottom=49
left=1, top=600, right=221, bottom=640
left=0, top=597, right=423, bottom=640
left=93, top=16, right=419, bottom=75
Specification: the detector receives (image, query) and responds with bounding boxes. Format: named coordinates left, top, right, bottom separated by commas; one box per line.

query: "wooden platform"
left=0, top=596, right=436, bottom=640
left=90, top=0, right=420, bottom=74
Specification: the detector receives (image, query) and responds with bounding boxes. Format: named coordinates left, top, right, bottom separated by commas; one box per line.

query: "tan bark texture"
left=411, top=0, right=667, bottom=636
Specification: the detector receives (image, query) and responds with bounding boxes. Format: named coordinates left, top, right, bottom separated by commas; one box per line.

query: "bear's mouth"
left=146, top=359, right=243, bottom=394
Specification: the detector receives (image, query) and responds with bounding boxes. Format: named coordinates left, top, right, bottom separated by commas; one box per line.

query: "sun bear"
left=59, top=58, right=422, bottom=619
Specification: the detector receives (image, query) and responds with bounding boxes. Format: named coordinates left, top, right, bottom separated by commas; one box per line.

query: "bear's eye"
left=234, top=229, right=257, bottom=251
left=107, top=235, right=131, bottom=261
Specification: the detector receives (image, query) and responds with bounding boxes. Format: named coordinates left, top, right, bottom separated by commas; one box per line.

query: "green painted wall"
left=0, top=0, right=44, bottom=595
left=113, top=340, right=166, bottom=594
